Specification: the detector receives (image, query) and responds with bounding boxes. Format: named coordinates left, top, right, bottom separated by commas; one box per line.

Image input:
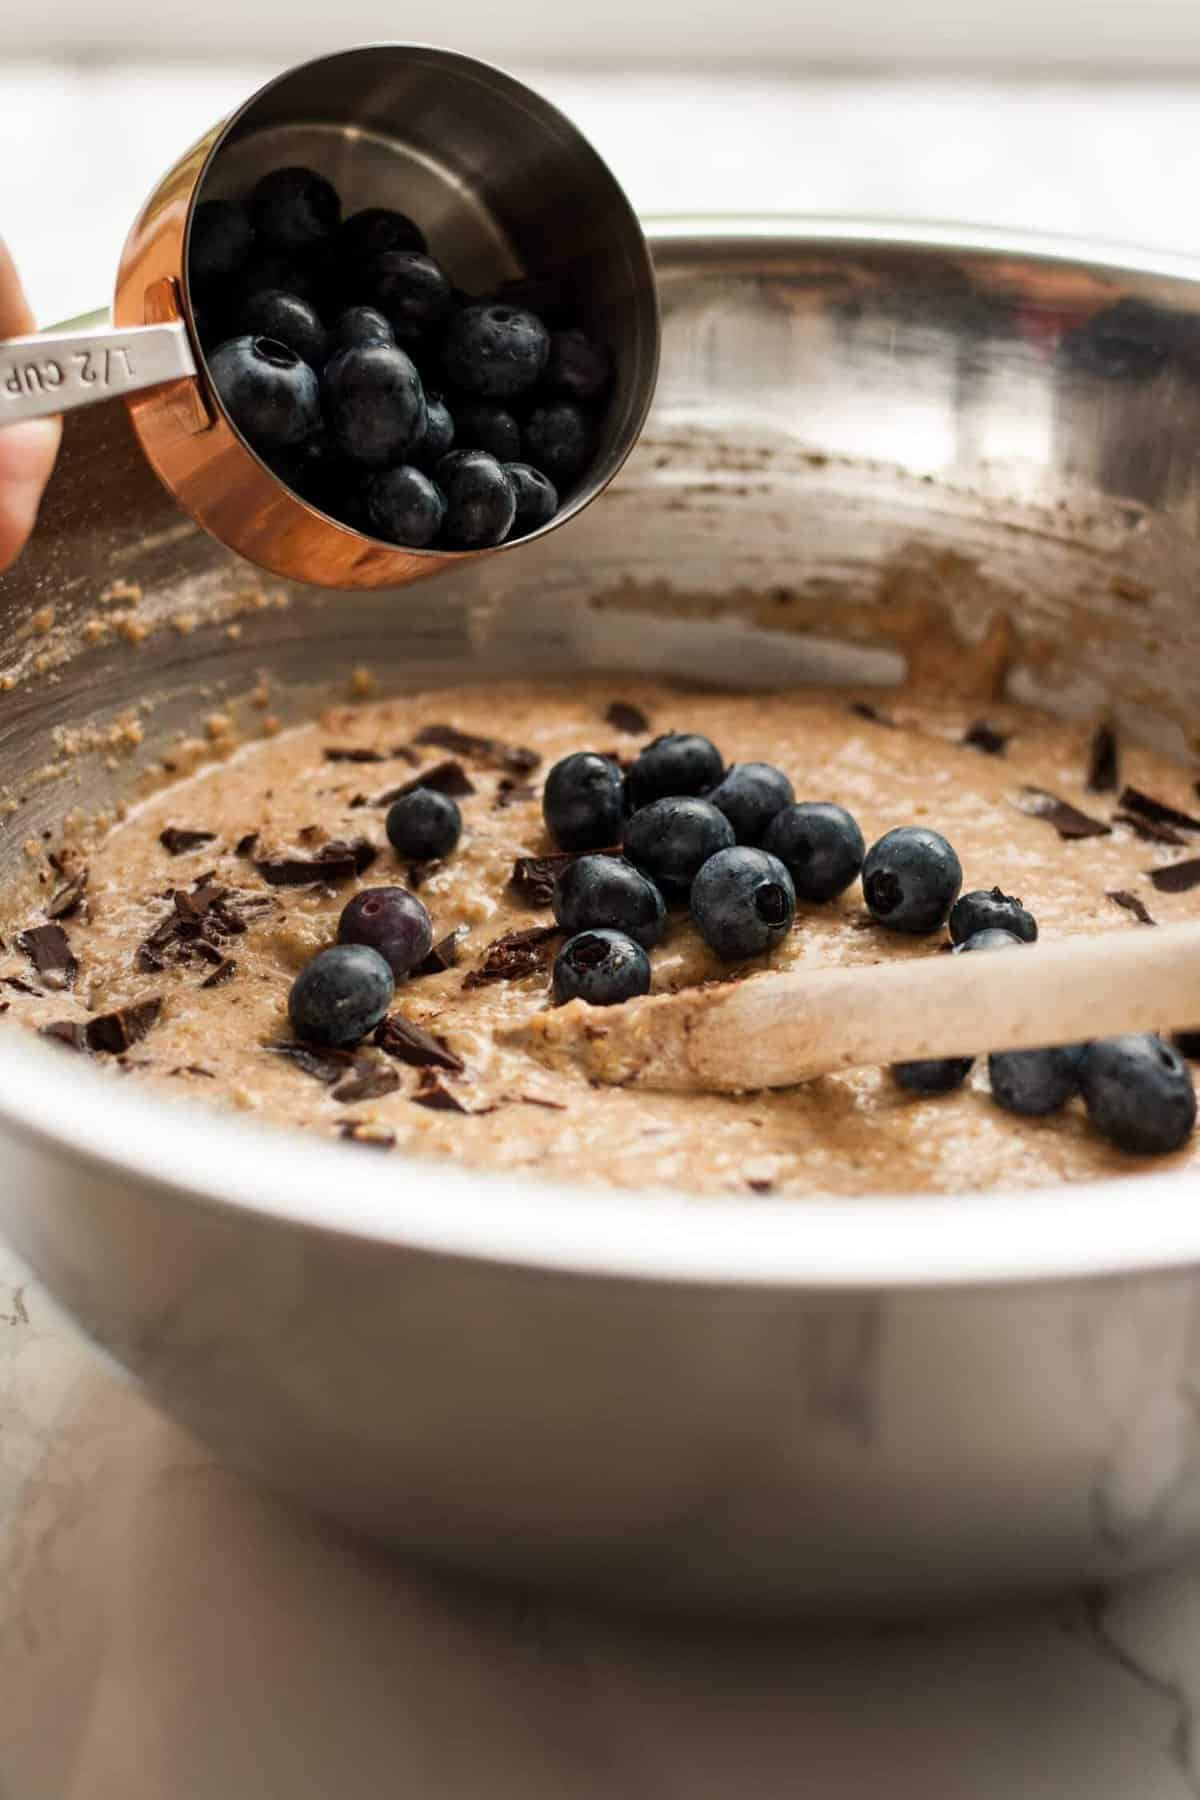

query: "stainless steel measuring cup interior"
left=0, top=45, right=660, bottom=589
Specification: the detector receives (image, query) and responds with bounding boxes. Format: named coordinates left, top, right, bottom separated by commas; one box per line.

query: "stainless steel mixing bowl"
left=3, top=218, right=1200, bottom=1616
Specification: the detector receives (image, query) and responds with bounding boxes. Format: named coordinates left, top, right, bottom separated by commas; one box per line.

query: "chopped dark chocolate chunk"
left=406, top=859, right=442, bottom=890
left=515, top=1093, right=568, bottom=1110
left=46, top=868, right=88, bottom=920
left=234, top=832, right=259, bottom=857
left=1113, top=810, right=1185, bottom=846
left=410, top=1070, right=496, bottom=1115
left=263, top=1040, right=357, bottom=1083
left=1014, top=788, right=1112, bottom=840
left=463, top=924, right=560, bottom=989
left=332, top=1061, right=401, bottom=1103
left=747, top=1178, right=775, bottom=1194
left=1107, top=889, right=1156, bottom=925
left=2, top=975, right=42, bottom=995
left=849, top=700, right=896, bottom=727
left=1087, top=724, right=1119, bottom=793
left=200, top=957, right=237, bottom=988
left=138, top=877, right=268, bottom=971
left=493, top=778, right=538, bottom=810
left=374, top=1013, right=465, bottom=1073
left=605, top=700, right=651, bottom=736
left=330, top=836, right=377, bottom=875
left=1148, top=858, right=1200, bottom=894
left=508, top=851, right=585, bottom=907
left=374, top=760, right=476, bottom=805
left=411, top=723, right=540, bottom=775
left=39, top=1020, right=87, bottom=1050
left=16, top=922, right=77, bottom=991
left=411, top=927, right=467, bottom=978
left=337, top=1120, right=396, bottom=1149
left=159, top=826, right=217, bottom=855
left=254, top=836, right=375, bottom=886
left=172, top=1063, right=216, bottom=1078
left=322, top=746, right=388, bottom=763
left=1117, top=784, right=1200, bottom=834
left=962, top=719, right=1010, bottom=755
left=84, top=998, right=163, bottom=1054
left=411, top=1071, right=468, bottom=1113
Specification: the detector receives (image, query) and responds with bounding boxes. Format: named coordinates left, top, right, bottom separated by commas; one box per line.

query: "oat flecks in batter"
left=2, top=675, right=1198, bottom=1198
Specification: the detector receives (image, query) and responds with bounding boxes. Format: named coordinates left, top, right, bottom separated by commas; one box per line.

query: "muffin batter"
left=2, top=675, right=1197, bottom=1197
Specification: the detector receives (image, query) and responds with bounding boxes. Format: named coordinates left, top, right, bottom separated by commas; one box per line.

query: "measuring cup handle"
left=0, top=319, right=197, bottom=425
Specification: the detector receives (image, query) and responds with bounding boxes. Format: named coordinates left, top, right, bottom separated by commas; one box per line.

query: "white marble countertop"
left=7, top=59, right=1200, bottom=1799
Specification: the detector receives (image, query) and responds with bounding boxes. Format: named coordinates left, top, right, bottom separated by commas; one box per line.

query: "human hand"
left=0, top=241, right=61, bottom=572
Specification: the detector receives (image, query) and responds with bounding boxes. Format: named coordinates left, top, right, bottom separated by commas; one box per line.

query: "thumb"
left=0, top=418, right=62, bottom=572
left=0, top=240, right=62, bottom=573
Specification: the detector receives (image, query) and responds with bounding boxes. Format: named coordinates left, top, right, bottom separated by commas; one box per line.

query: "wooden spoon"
left=520, top=922, right=1200, bottom=1093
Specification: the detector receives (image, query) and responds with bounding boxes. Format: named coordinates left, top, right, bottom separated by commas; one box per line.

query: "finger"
left=0, top=238, right=36, bottom=338
left=0, top=240, right=62, bottom=571
left=0, top=419, right=61, bottom=572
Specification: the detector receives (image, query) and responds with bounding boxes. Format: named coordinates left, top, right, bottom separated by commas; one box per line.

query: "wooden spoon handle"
left=525, top=922, right=1200, bottom=1093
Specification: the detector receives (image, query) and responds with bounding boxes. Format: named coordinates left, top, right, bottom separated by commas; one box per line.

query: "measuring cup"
left=0, top=45, right=659, bottom=589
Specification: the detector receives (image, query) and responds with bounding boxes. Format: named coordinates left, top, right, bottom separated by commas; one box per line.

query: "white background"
left=9, top=0, right=1200, bottom=72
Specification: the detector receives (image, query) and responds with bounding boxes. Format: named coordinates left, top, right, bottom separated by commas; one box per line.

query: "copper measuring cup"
left=0, top=45, right=659, bottom=589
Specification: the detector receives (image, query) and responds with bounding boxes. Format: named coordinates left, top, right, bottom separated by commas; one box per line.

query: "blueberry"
left=453, top=401, right=521, bottom=462
left=270, top=431, right=357, bottom=517
left=552, top=929, right=651, bottom=1007
left=235, top=289, right=327, bottom=370
left=288, top=943, right=394, bottom=1047
left=238, top=248, right=326, bottom=309
left=522, top=401, right=594, bottom=489
left=953, top=927, right=1024, bottom=954
left=1081, top=1034, right=1197, bottom=1154
left=338, top=207, right=426, bottom=266
left=553, top=854, right=666, bottom=948
left=690, top=846, right=796, bottom=960
left=705, top=762, right=795, bottom=844
left=365, top=465, right=446, bottom=548
left=542, top=752, right=624, bottom=851
left=893, top=1057, right=975, bottom=1094
left=625, top=732, right=725, bottom=809
left=624, top=797, right=736, bottom=895
left=250, top=166, right=340, bottom=254
left=337, top=885, right=434, bottom=979
left=948, top=886, right=1038, bottom=945
left=761, top=802, right=865, bottom=902
left=208, top=335, right=321, bottom=451
left=386, top=787, right=462, bottom=861
left=331, top=306, right=394, bottom=353
left=503, top=462, right=558, bottom=534
left=189, top=198, right=254, bottom=288
left=442, top=302, right=550, bottom=400
left=544, top=327, right=611, bottom=402
left=322, top=344, right=427, bottom=467
left=412, top=394, right=455, bottom=470
left=988, top=1044, right=1086, bottom=1116
left=436, top=449, right=516, bottom=548
left=363, top=251, right=453, bottom=347
left=862, top=826, right=963, bottom=934
left=486, top=274, right=572, bottom=328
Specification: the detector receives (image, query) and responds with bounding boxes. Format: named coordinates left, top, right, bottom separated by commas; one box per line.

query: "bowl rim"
left=7, top=210, right=1200, bottom=1297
